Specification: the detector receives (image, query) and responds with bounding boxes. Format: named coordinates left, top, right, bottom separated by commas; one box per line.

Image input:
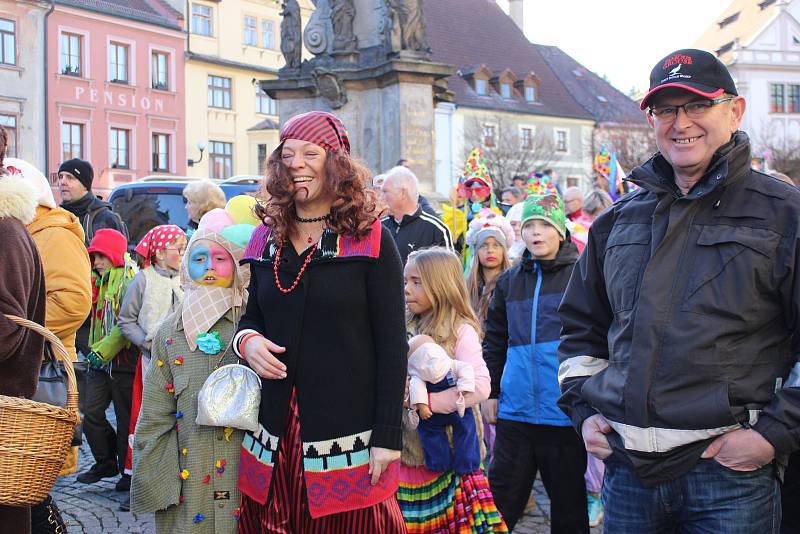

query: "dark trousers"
left=82, top=366, right=135, bottom=474
left=604, top=458, right=779, bottom=533
left=782, top=451, right=800, bottom=533
left=489, top=419, right=588, bottom=533
left=417, top=410, right=480, bottom=474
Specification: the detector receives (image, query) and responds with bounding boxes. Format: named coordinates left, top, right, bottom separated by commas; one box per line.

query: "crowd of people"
left=2, top=47, right=800, bottom=534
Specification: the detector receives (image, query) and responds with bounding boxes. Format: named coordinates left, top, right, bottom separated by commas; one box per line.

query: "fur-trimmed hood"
left=0, top=174, right=38, bottom=225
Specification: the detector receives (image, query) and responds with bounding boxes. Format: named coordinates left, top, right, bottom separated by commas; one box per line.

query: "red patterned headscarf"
left=279, top=111, right=351, bottom=154
left=134, top=224, right=187, bottom=267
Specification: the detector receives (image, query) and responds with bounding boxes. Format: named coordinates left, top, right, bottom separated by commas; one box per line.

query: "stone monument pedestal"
left=265, top=0, right=452, bottom=190
left=263, top=53, right=451, bottom=189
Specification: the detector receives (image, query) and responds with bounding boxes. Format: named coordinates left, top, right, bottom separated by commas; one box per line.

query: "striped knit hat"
left=279, top=111, right=351, bottom=154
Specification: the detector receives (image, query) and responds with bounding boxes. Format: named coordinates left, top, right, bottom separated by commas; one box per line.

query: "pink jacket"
left=428, top=324, right=491, bottom=414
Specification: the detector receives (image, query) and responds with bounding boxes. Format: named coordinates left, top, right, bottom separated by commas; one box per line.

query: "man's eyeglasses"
left=164, top=247, right=186, bottom=254
left=648, top=97, right=734, bottom=120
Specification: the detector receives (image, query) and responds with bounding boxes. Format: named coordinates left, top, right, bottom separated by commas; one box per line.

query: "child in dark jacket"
left=482, top=185, right=589, bottom=533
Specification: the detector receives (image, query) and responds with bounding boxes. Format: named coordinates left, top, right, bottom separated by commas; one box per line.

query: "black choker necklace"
left=294, top=212, right=330, bottom=223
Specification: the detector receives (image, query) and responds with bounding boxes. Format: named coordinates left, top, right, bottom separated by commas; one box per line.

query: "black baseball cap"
left=639, top=48, right=738, bottom=110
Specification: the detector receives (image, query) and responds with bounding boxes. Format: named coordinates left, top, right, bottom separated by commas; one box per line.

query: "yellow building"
left=183, top=0, right=314, bottom=179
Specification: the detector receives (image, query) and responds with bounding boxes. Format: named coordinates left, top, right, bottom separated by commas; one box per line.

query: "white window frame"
left=191, top=3, right=214, bottom=37
left=243, top=15, right=258, bottom=46
left=475, top=78, right=488, bottom=96
left=554, top=128, right=569, bottom=154
left=61, top=120, right=89, bottom=162
left=256, top=86, right=277, bottom=115
left=107, top=36, right=136, bottom=85
left=209, top=140, right=234, bottom=179
left=59, top=27, right=89, bottom=78
left=518, top=125, right=535, bottom=151
left=151, top=131, right=172, bottom=173
left=0, top=18, right=16, bottom=66
left=482, top=122, right=497, bottom=148
left=149, top=46, right=175, bottom=91
left=525, top=85, right=536, bottom=102
left=500, top=82, right=511, bottom=99
left=262, top=19, right=276, bottom=49
left=109, top=126, right=131, bottom=169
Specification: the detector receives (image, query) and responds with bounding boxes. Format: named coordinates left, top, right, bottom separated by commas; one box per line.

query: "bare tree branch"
left=756, top=125, right=800, bottom=180
left=462, top=115, right=561, bottom=188
left=595, top=124, right=656, bottom=172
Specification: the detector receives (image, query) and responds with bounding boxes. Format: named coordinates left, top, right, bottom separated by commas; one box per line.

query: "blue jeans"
left=603, top=458, right=780, bottom=533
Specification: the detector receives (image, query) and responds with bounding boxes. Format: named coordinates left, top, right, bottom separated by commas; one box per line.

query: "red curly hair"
left=255, top=148, right=377, bottom=243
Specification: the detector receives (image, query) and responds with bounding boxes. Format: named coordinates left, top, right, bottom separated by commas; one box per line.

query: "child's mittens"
left=456, top=392, right=466, bottom=417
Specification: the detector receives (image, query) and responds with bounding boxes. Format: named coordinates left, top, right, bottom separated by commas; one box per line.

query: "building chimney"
left=508, top=0, right=524, bottom=32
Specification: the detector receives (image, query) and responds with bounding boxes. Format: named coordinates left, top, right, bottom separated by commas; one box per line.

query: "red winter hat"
left=87, top=228, right=128, bottom=268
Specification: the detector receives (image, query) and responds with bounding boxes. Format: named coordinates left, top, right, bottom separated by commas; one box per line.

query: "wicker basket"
left=0, top=314, right=79, bottom=507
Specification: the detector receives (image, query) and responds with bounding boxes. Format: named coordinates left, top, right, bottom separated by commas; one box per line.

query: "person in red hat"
left=558, top=48, right=800, bottom=532
left=233, top=111, right=407, bottom=532
left=78, top=228, right=139, bottom=489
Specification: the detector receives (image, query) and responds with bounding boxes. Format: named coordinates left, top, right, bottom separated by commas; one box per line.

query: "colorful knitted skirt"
left=398, top=464, right=508, bottom=533
left=239, top=388, right=407, bottom=534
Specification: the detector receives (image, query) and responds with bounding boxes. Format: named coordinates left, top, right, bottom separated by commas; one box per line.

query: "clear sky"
left=497, top=0, right=733, bottom=95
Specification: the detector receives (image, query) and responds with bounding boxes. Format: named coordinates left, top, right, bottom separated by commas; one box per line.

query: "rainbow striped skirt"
left=397, top=464, right=508, bottom=534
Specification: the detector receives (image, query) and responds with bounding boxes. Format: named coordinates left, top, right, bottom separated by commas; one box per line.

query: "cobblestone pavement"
left=52, top=408, right=601, bottom=533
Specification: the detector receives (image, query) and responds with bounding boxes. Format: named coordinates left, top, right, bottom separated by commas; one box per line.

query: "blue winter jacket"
left=482, top=241, right=579, bottom=426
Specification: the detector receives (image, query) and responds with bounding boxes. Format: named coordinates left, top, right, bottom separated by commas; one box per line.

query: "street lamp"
left=188, top=141, right=206, bottom=167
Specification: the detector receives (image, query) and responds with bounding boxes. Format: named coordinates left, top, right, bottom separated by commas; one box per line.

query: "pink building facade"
left=47, top=0, right=186, bottom=197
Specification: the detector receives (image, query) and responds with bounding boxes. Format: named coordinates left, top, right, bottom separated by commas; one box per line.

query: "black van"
left=108, top=176, right=260, bottom=247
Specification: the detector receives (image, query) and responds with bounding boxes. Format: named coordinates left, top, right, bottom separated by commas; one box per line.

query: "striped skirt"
left=398, top=464, right=508, bottom=534
left=238, top=388, right=407, bottom=534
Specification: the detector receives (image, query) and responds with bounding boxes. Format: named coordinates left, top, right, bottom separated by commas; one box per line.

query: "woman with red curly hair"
left=233, top=111, right=408, bottom=532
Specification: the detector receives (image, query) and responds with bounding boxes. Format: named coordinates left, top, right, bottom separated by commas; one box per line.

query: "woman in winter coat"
left=0, top=148, right=47, bottom=534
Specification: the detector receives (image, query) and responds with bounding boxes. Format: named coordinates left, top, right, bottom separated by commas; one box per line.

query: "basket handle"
left=3, top=314, right=79, bottom=413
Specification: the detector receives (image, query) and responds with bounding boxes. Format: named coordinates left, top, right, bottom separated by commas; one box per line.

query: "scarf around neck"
left=180, top=227, right=249, bottom=351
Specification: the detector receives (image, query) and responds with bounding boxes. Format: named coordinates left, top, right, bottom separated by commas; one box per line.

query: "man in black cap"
left=557, top=48, right=800, bottom=531
left=58, top=158, right=126, bottom=246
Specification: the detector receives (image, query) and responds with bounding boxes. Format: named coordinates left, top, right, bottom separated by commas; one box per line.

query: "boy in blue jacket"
left=482, top=187, right=588, bottom=533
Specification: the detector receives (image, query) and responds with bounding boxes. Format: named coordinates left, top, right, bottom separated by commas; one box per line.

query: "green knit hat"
left=520, top=193, right=566, bottom=239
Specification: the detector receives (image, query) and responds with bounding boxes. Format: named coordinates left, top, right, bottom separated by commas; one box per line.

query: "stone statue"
left=395, top=0, right=429, bottom=53
left=331, top=0, right=357, bottom=52
left=280, top=0, right=302, bottom=69
left=380, top=0, right=402, bottom=53
left=303, top=0, right=334, bottom=57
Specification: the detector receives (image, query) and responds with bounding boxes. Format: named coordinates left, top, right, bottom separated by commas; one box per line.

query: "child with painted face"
left=481, top=189, right=589, bottom=531
left=118, top=225, right=187, bottom=490
left=131, top=210, right=253, bottom=534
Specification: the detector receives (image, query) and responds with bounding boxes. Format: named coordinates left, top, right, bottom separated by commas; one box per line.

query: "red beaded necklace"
left=273, top=242, right=318, bottom=294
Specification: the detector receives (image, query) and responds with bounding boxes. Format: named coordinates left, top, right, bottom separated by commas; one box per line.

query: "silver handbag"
left=196, top=363, right=262, bottom=432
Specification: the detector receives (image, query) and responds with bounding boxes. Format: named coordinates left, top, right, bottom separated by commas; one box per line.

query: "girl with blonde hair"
left=401, top=247, right=508, bottom=533
left=464, top=211, right=514, bottom=325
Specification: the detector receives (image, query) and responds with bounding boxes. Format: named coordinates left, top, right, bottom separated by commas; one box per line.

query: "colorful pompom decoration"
left=174, top=356, right=184, bottom=365
left=176, top=411, right=184, bottom=420
left=224, top=427, right=234, bottom=442
left=157, top=359, right=164, bottom=367
left=234, top=508, right=241, bottom=520
left=216, top=459, right=227, bottom=475
left=179, top=495, right=184, bottom=504
left=193, top=513, right=205, bottom=524
left=165, top=338, right=174, bottom=346
left=181, top=448, right=187, bottom=456
left=202, top=474, right=211, bottom=484
left=179, top=469, right=190, bottom=480
left=197, top=332, right=223, bottom=355
left=165, top=383, right=175, bottom=393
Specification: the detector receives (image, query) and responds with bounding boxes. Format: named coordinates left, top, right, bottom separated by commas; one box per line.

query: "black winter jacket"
left=558, top=132, right=800, bottom=485
left=382, top=206, right=453, bottom=265
left=62, top=193, right=126, bottom=245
